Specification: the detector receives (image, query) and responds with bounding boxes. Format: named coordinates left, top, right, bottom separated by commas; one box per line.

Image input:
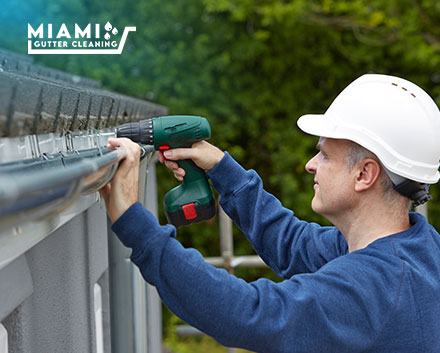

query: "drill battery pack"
left=165, top=197, right=216, bottom=227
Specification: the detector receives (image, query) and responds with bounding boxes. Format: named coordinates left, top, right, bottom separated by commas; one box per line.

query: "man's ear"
left=354, top=159, right=381, bottom=192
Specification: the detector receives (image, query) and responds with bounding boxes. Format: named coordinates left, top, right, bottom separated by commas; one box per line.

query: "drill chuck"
left=116, top=119, right=154, bottom=145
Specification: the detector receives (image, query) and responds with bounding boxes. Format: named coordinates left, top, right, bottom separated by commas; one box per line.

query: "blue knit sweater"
left=112, top=152, right=440, bottom=352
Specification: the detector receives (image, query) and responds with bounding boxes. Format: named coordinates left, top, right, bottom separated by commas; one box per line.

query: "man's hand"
left=99, top=137, right=141, bottom=223
left=159, top=141, right=225, bottom=181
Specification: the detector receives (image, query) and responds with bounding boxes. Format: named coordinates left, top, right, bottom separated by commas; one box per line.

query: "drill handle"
left=164, top=158, right=216, bottom=227
left=177, top=159, right=206, bottom=184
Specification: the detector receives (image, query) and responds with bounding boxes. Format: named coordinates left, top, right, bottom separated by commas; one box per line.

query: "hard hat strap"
left=393, top=180, right=432, bottom=207
left=381, top=163, right=431, bottom=206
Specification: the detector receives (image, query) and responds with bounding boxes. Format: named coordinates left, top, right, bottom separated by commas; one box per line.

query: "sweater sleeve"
left=206, top=152, right=347, bottom=277
left=111, top=205, right=401, bottom=353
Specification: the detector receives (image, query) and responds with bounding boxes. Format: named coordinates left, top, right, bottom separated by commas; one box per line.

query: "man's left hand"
left=99, top=137, right=141, bottom=223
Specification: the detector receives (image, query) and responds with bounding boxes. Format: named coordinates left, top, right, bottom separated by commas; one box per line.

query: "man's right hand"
left=158, top=141, right=225, bottom=181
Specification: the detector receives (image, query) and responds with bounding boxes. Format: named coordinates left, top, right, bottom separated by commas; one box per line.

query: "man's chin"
left=311, top=198, right=321, bottom=214
left=312, top=198, right=330, bottom=218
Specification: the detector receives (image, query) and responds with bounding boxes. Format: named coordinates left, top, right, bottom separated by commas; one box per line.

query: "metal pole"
left=218, top=207, right=237, bottom=353
left=132, top=155, right=150, bottom=353
left=144, top=156, right=163, bottom=353
left=415, top=203, right=428, bottom=220
left=219, top=206, right=234, bottom=273
left=205, top=255, right=266, bottom=268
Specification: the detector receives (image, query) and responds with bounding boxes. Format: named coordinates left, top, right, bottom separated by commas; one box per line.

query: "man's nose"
left=305, top=153, right=319, bottom=174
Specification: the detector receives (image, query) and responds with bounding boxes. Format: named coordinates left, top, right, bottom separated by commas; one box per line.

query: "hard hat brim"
left=297, top=114, right=340, bottom=139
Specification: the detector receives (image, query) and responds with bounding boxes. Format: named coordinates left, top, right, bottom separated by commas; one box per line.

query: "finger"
left=159, top=151, right=165, bottom=163
left=107, top=137, right=139, bottom=152
left=99, top=184, right=111, bottom=207
left=107, top=137, right=125, bottom=149
left=163, top=147, right=195, bottom=161
left=165, top=160, right=180, bottom=170
left=163, top=161, right=185, bottom=177
left=107, top=138, right=140, bottom=167
left=175, top=168, right=186, bottom=178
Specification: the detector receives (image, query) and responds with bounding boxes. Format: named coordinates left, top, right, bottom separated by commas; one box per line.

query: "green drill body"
left=116, top=115, right=216, bottom=227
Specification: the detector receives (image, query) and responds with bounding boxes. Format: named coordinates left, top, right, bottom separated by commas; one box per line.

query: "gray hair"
left=344, top=141, right=401, bottom=204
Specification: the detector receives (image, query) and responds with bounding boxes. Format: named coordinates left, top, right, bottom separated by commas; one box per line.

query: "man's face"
left=305, top=138, right=356, bottom=219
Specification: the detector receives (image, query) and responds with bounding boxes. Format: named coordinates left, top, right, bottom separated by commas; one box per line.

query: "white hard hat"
left=297, top=74, right=440, bottom=184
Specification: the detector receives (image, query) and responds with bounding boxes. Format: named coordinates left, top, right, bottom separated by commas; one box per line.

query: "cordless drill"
left=116, top=115, right=216, bottom=227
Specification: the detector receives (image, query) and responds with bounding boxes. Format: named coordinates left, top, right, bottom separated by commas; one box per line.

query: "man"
left=100, top=74, right=440, bottom=352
